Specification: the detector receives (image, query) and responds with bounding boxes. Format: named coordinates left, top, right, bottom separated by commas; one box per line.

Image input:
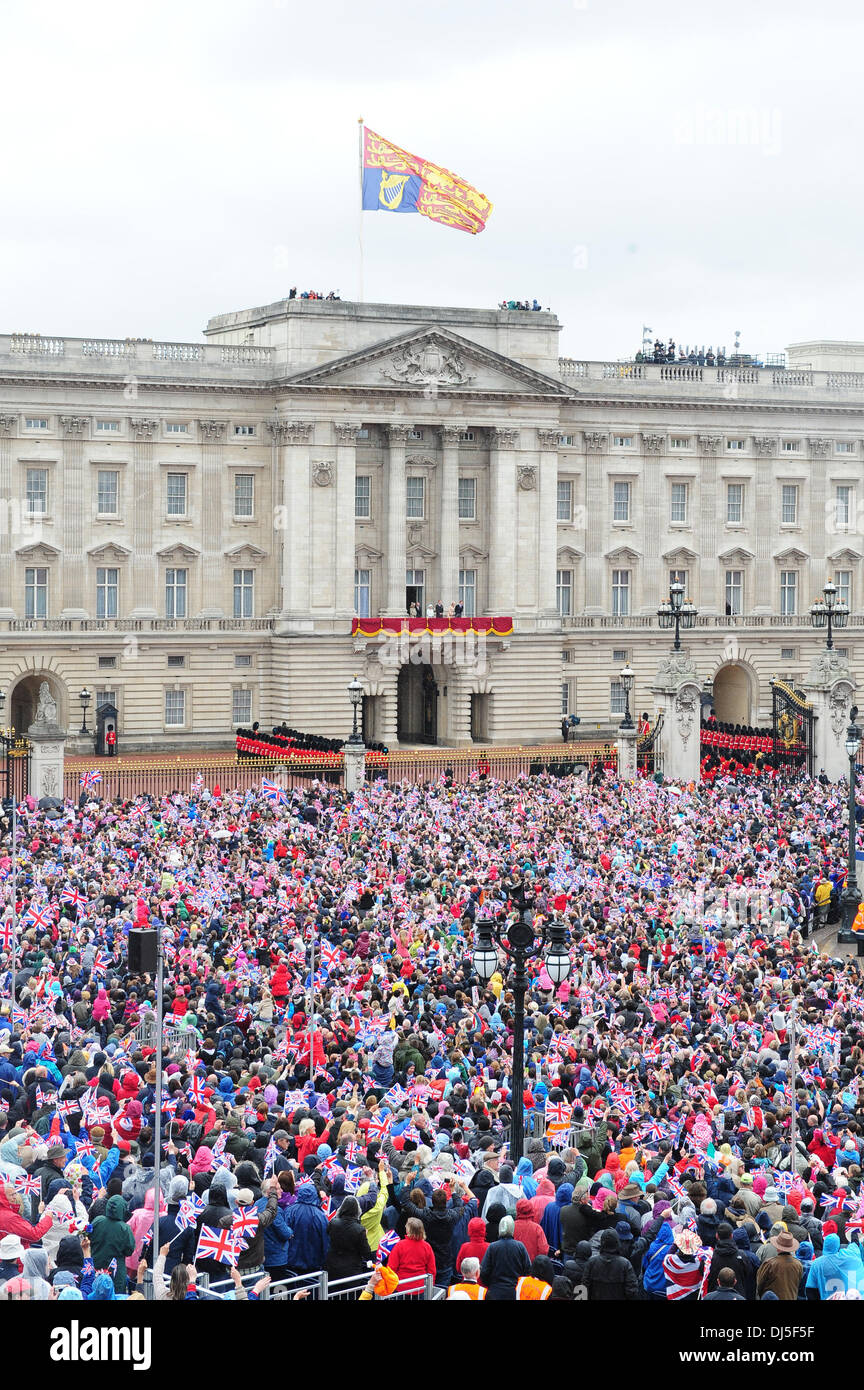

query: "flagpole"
left=357, top=117, right=365, bottom=303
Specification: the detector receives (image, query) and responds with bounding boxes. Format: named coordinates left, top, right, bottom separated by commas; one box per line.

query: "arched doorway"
left=712, top=663, right=752, bottom=725
left=9, top=673, right=66, bottom=736
left=397, top=664, right=438, bottom=743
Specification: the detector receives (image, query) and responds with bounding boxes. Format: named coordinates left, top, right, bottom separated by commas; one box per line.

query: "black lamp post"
left=839, top=706, right=862, bottom=943
left=810, top=578, right=849, bottom=652
left=473, top=914, right=572, bottom=1161
left=347, top=675, right=364, bottom=744
left=78, top=687, right=92, bottom=736
left=619, top=662, right=634, bottom=729
left=657, top=580, right=697, bottom=651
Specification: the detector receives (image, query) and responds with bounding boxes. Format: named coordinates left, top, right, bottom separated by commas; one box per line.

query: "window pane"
left=458, top=477, right=476, bottom=519
left=458, top=569, right=476, bottom=617
left=556, top=569, right=572, bottom=617
left=25, top=567, right=47, bottom=619
left=97, top=470, right=118, bottom=514
left=355, top=475, right=371, bottom=518
left=233, top=568, right=254, bottom=618
left=835, top=570, right=852, bottom=607
left=165, top=568, right=187, bottom=618
left=725, top=570, right=742, bottom=615
left=406, top=476, right=425, bottom=518
left=726, top=483, right=743, bottom=523
left=165, top=689, right=185, bottom=725
left=26, top=469, right=47, bottom=514
left=610, top=680, right=626, bottom=714
left=612, top=481, right=630, bottom=521
left=781, top=484, right=798, bottom=525
left=837, top=485, right=852, bottom=526
left=612, top=569, right=630, bottom=616
left=780, top=570, right=797, bottom=615
left=234, top=475, right=254, bottom=517
left=556, top=479, right=572, bottom=522
left=670, top=483, right=687, bottom=523
left=354, top=567, right=371, bottom=617
left=166, top=474, right=187, bottom=515
left=232, top=688, right=252, bottom=724
left=96, top=567, right=118, bottom=619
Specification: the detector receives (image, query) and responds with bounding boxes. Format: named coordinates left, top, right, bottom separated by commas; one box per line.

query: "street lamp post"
left=347, top=675, right=364, bottom=744
left=343, top=675, right=366, bottom=794
left=619, top=662, right=635, bottom=730
left=810, top=578, right=849, bottom=651
left=473, top=915, right=572, bottom=1161
left=78, top=687, right=92, bottom=736
left=839, top=707, right=862, bottom=943
left=657, top=581, right=697, bottom=652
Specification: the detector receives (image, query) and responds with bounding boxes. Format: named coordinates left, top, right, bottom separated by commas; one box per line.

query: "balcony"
left=1, top=617, right=276, bottom=634
left=561, top=613, right=864, bottom=631
left=0, top=333, right=276, bottom=385
left=557, top=357, right=864, bottom=400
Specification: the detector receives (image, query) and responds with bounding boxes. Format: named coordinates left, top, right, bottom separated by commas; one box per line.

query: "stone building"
left=0, top=297, right=861, bottom=749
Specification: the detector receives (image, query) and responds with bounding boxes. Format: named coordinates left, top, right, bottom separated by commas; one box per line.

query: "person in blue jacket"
left=283, top=1184, right=329, bottom=1274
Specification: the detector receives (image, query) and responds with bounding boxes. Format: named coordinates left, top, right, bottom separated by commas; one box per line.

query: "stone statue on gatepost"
left=651, top=649, right=702, bottom=782
left=801, top=647, right=858, bottom=781
left=28, top=681, right=66, bottom=801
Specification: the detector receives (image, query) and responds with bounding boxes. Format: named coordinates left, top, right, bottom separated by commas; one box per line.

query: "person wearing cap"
left=0, top=1233, right=25, bottom=1281
left=662, top=1227, right=705, bottom=1301
left=756, top=1230, right=802, bottom=1300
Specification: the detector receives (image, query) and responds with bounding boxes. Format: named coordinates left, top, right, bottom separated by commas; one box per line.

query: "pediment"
left=773, top=546, right=810, bottom=564
left=157, top=543, right=200, bottom=562
left=407, top=545, right=437, bottom=562
left=828, top=547, right=863, bottom=566
left=662, top=546, right=699, bottom=565
left=224, top=543, right=267, bottom=562
left=355, top=545, right=383, bottom=565
left=15, top=542, right=60, bottom=561
left=405, top=455, right=437, bottom=468
left=557, top=545, right=584, bottom=563
left=718, top=546, right=754, bottom=564
left=87, top=542, right=131, bottom=562
left=459, top=544, right=488, bottom=562
left=285, top=327, right=571, bottom=398
left=605, top=545, right=641, bottom=564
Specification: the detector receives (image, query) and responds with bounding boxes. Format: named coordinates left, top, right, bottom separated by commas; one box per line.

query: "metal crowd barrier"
left=196, top=1269, right=434, bottom=1301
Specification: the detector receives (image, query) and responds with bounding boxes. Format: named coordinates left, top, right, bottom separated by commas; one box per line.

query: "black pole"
left=826, top=607, right=834, bottom=651
left=673, top=610, right=681, bottom=652
left=510, top=941, right=527, bottom=1163
left=841, top=751, right=860, bottom=937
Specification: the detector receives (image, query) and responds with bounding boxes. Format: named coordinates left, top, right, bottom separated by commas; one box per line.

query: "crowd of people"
left=498, top=299, right=544, bottom=311
left=1, top=763, right=864, bottom=1304
left=635, top=339, right=731, bottom=367
left=235, top=724, right=389, bottom=764
left=699, top=715, right=799, bottom=784
left=286, top=289, right=341, bottom=301
left=407, top=600, right=466, bottom=619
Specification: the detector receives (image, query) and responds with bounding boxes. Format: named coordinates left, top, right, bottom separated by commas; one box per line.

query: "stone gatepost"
left=28, top=683, right=66, bottom=800
left=651, top=650, right=701, bottom=782
left=343, top=740, right=366, bottom=793
left=617, top=724, right=639, bottom=781
left=800, top=649, right=858, bottom=781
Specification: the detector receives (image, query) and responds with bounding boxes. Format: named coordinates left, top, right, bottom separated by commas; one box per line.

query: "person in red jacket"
left=270, top=961, right=289, bottom=1006
left=455, top=1215, right=489, bottom=1272
left=512, top=1198, right=549, bottom=1261
left=388, top=1218, right=436, bottom=1287
left=0, top=1184, right=54, bottom=1247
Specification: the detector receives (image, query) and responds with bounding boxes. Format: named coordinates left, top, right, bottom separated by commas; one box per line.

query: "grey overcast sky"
left=2, top=0, right=862, bottom=361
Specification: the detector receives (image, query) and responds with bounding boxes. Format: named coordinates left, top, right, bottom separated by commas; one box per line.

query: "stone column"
left=697, top=434, right=722, bottom=614
left=129, top=418, right=159, bottom=617
left=617, top=723, right=638, bottom=781
left=384, top=424, right=409, bottom=616
left=651, top=649, right=701, bottom=781
left=343, top=739, right=366, bottom=792
left=537, top=431, right=561, bottom=618
left=28, top=718, right=66, bottom=800
left=752, top=436, right=776, bottom=614
left=808, top=437, right=831, bottom=599
left=270, top=421, right=313, bottom=619
left=801, top=649, right=858, bottom=780
left=640, top=432, right=665, bottom=612
left=488, top=428, right=518, bottom=614
left=334, top=424, right=359, bottom=618
left=59, top=416, right=89, bottom=618
left=0, top=415, right=16, bottom=619
left=198, top=419, right=227, bottom=616
left=583, top=431, right=608, bottom=614
left=438, top=426, right=461, bottom=611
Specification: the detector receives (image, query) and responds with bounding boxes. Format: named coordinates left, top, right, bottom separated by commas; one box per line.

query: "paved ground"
left=813, top=922, right=859, bottom=959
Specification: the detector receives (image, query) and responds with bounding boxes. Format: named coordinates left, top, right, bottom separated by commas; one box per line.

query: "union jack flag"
left=79, top=771, right=102, bottom=789
left=639, top=1118, right=668, bottom=1143
left=366, top=1114, right=391, bottom=1141
left=0, top=920, right=15, bottom=950
left=188, top=1076, right=207, bottom=1106
left=343, top=1142, right=360, bottom=1165
left=231, top=1205, right=260, bottom=1244
left=61, top=886, right=89, bottom=909
left=57, top=1097, right=80, bottom=1118
left=24, top=906, right=55, bottom=934
left=822, top=1190, right=853, bottom=1216
left=545, top=1100, right=572, bottom=1126
left=74, top=1136, right=94, bottom=1157
left=13, top=1173, right=41, bottom=1196
left=195, top=1225, right=241, bottom=1266
left=176, top=1199, right=199, bottom=1231
left=376, top=1228, right=400, bottom=1261
left=319, top=942, right=344, bottom=970
left=260, top=778, right=289, bottom=807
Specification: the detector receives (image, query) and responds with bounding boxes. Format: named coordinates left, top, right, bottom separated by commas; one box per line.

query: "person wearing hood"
left=21, top=1247, right=52, bottom=1300
left=89, top=1194, right=135, bottom=1294
left=42, top=1176, right=88, bottom=1265
left=481, top=1164, right=521, bottom=1218
left=232, top=1161, right=289, bottom=1274
left=513, top=1197, right=549, bottom=1261
left=583, top=1228, right=639, bottom=1300
left=125, top=1186, right=164, bottom=1279
left=540, top=1182, right=573, bottom=1253
left=706, top=1221, right=755, bottom=1298
left=641, top=1220, right=675, bottom=1300
left=455, top=1216, right=488, bottom=1271
left=283, top=1183, right=329, bottom=1274
left=805, top=1232, right=849, bottom=1300
left=325, top=1195, right=375, bottom=1283
left=0, top=1181, right=54, bottom=1248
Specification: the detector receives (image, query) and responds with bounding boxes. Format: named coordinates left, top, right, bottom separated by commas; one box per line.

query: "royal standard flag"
left=361, top=126, right=492, bottom=235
